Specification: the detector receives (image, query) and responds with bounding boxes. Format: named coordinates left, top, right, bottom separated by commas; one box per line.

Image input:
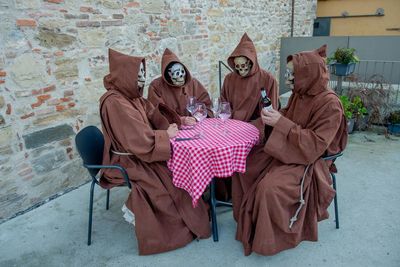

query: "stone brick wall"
left=0, top=0, right=316, bottom=222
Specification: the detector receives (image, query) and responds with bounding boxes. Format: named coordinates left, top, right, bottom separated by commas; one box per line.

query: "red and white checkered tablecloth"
left=167, top=118, right=259, bottom=207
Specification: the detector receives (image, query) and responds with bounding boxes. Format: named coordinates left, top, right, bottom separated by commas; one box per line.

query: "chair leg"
left=106, top=189, right=110, bottom=210
left=88, top=180, right=96, bottom=245
left=209, top=178, right=219, bottom=242
left=332, top=173, right=339, bottom=229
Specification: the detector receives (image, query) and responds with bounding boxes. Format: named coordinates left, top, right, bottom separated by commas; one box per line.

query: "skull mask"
left=168, top=62, right=186, bottom=86
left=234, top=56, right=252, bottom=77
left=285, top=61, right=294, bottom=90
left=137, top=62, right=145, bottom=88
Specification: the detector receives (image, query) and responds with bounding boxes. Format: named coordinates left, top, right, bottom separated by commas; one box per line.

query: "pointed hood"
left=161, top=48, right=192, bottom=87
left=287, top=45, right=329, bottom=95
left=103, top=49, right=145, bottom=99
left=227, top=33, right=260, bottom=78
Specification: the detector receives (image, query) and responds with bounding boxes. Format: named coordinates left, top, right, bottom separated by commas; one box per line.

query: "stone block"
left=23, top=124, right=74, bottom=149
left=0, top=115, right=5, bottom=125
left=14, top=0, right=40, bottom=9
left=32, top=149, right=67, bottom=174
left=0, top=96, right=5, bottom=108
left=101, top=0, right=122, bottom=9
left=36, top=28, right=76, bottom=48
left=0, top=126, right=12, bottom=146
left=0, top=144, right=12, bottom=155
left=142, top=0, right=164, bottom=13
left=9, top=54, right=50, bottom=89
left=167, top=21, right=184, bottom=37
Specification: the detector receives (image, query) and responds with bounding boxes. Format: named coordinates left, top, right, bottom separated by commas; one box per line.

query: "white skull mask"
left=285, top=61, right=294, bottom=90
left=137, top=62, right=145, bottom=88
left=168, top=63, right=186, bottom=86
left=234, top=56, right=252, bottom=77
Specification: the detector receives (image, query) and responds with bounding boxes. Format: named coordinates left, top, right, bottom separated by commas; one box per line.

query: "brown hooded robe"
left=219, top=33, right=279, bottom=200
left=99, top=49, right=210, bottom=255
left=148, top=48, right=212, bottom=117
left=233, top=45, right=348, bottom=256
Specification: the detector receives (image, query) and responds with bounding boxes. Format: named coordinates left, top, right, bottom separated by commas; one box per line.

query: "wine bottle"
left=261, top=87, right=273, bottom=111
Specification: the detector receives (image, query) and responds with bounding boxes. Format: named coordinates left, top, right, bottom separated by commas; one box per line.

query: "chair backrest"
left=75, top=126, right=105, bottom=177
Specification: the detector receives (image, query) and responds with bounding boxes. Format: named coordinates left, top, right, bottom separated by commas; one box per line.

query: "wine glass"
left=193, top=102, right=207, bottom=137
left=186, top=96, right=197, bottom=116
left=219, top=101, right=231, bottom=135
left=211, top=97, right=221, bottom=127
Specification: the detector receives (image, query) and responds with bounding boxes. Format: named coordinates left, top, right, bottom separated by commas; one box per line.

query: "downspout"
left=290, top=0, right=295, bottom=37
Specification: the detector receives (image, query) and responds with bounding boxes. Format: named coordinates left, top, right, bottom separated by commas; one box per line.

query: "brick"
left=80, top=6, right=93, bottom=12
left=0, top=80, right=4, bottom=84
left=32, top=89, right=43, bottom=95
left=16, top=19, right=37, bottom=27
left=23, top=124, right=74, bottom=149
left=37, top=94, right=51, bottom=102
left=43, top=85, right=56, bottom=93
left=126, top=2, right=140, bottom=8
left=45, top=0, right=64, bottom=3
left=21, top=112, right=35, bottom=120
left=56, top=105, right=65, bottom=111
left=31, top=101, right=43, bottom=108
left=6, top=104, right=12, bottom=115
left=0, top=71, right=6, bottom=77
left=84, top=77, right=91, bottom=82
left=66, top=147, right=72, bottom=153
left=63, top=90, right=74, bottom=97
left=76, top=21, right=101, bottom=27
left=101, top=20, right=123, bottom=27
left=68, top=102, right=76, bottom=108
left=60, top=97, right=71, bottom=102
left=54, top=51, right=64, bottom=56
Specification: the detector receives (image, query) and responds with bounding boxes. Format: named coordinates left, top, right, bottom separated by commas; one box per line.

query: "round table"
left=167, top=118, right=259, bottom=207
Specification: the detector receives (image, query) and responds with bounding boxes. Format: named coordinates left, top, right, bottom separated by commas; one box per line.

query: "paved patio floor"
left=1, top=132, right=399, bottom=267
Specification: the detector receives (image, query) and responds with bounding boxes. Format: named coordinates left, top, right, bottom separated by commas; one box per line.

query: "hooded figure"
left=233, top=45, right=348, bottom=256
left=217, top=33, right=279, bottom=201
left=148, top=48, right=212, bottom=124
left=99, top=49, right=210, bottom=255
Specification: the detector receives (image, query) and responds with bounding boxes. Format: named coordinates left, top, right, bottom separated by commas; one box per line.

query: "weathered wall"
left=0, top=0, right=316, bottom=222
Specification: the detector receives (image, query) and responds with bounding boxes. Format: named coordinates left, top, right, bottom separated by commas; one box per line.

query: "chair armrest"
left=84, top=164, right=132, bottom=189
left=322, top=152, right=343, bottom=161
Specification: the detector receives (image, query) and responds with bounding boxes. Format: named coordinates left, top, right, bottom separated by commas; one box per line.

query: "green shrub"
left=339, top=95, right=368, bottom=120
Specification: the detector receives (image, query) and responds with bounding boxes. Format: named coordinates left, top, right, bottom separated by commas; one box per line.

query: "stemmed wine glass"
left=193, top=102, right=207, bottom=137
left=211, top=97, right=221, bottom=127
left=219, top=101, right=231, bottom=135
left=186, top=96, right=197, bottom=116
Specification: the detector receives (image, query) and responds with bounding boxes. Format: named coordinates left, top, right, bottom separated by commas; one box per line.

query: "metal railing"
left=329, top=60, right=400, bottom=105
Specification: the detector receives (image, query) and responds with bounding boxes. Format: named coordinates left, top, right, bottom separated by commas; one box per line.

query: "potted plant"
left=386, top=110, right=400, bottom=135
left=340, top=95, right=368, bottom=133
left=328, top=47, right=360, bottom=76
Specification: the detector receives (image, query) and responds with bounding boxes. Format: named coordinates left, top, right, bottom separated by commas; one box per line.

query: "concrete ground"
left=0, top=132, right=399, bottom=267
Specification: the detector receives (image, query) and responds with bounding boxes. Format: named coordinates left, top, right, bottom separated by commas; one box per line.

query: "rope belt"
left=289, top=164, right=311, bottom=229
left=111, top=150, right=133, bottom=156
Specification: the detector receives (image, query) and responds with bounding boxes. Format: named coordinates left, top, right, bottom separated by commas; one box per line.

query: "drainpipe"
left=290, top=0, right=295, bottom=37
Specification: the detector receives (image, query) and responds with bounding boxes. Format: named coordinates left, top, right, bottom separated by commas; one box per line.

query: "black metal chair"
left=322, top=151, right=343, bottom=229
left=75, top=126, right=131, bottom=245
left=209, top=151, right=343, bottom=242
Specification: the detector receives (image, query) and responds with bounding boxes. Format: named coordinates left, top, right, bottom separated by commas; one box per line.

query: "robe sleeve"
left=147, top=82, right=165, bottom=107
left=264, top=101, right=343, bottom=165
left=102, top=96, right=171, bottom=163
left=266, top=75, right=279, bottom=110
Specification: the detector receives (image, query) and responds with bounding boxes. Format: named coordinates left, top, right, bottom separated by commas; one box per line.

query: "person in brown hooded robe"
left=218, top=33, right=279, bottom=201
left=233, top=45, right=348, bottom=256
left=148, top=48, right=212, bottom=124
left=99, top=49, right=211, bottom=255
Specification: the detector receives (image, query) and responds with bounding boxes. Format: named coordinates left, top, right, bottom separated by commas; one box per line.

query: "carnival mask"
left=168, top=62, right=186, bottom=86
left=234, top=56, right=252, bottom=77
